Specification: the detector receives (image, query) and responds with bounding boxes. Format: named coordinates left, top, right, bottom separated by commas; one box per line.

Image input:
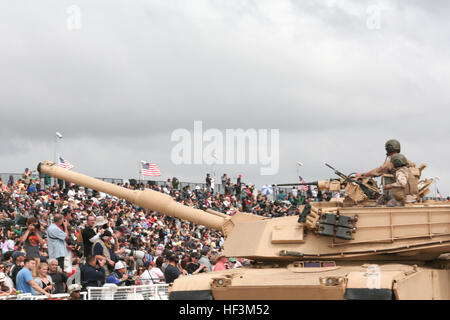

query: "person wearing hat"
left=227, top=257, right=242, bottom=269
left=68, top=283, right=82, bottom=300
left=106, top=261, right=132, bottom=286
left=0, top=262, right=14, bottom=291
left=9, top=251, right=25, bottom=287
left=185, top=252, right=207, bottom=275
left=213, top=253, right=228, bottom=271
left=357, top=139, right=416, bottom=178
left=92, top=230, right=118, bottom=276
left=0, top=272, right=16, bottom=296
left=384, top=153, right=419, bottom=207
left=356, top=139, right=416, bottom=204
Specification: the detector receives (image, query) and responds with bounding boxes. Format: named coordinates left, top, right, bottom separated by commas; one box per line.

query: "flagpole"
left=54, top=135, right=57, bottom=165
left=138, top=161, right=141, bottom=187
left=434, top=176, right=440, bottom=200
left=139, top=160, right=146, bottom=189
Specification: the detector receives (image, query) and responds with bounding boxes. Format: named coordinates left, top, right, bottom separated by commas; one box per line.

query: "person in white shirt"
left=292, top=187, right=298, bottom=197
left=140, top=261, right=164, bottom=284
left=67, top=187, right=76, bottom=199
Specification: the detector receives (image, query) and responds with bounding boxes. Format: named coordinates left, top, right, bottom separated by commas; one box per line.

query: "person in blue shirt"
left=26, top=182, right=37, bottom=193
left=164, top=254, right=182, bottom=284
left=106, top=261, right=134, bottom=286
left=46, top=214, right=69, bottom=270
left=16, top=258, right=51, bottom=298
left=80, top=255, right=106, bottom=291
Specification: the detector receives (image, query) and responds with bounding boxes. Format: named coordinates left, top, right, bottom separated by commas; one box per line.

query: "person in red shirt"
left=213, top=254, right=229, bottom=271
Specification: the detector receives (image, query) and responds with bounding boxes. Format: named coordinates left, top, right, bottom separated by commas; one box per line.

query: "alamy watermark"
left=366, top=4, right=383, bottom=30
left=66, top=5, right=82, bottom=30
left=170, top=121, right=279, bottom=175
left=365, top=265, right=381, bottom=289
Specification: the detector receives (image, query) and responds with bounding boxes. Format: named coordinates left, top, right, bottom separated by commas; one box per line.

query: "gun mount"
left=275, top=178, right=381, bottom=205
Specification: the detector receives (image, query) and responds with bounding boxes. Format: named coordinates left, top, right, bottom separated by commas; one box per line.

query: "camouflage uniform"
left=386, top=154, right=419, bottom=207
left=365, top=156, right=415, bottom=178
left=363, top=139, right=415, bottom=205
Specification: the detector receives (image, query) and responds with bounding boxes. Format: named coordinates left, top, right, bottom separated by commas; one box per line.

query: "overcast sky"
left=1, top=0, right=449, bottom=196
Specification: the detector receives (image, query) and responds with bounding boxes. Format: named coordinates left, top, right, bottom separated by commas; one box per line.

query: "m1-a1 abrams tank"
left=38, top=161, right=450, bottom=300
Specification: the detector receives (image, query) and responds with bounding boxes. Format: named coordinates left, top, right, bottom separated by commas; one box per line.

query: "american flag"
left=58, top=156, right=75, bottom=170
left=141, top=161, right=161, bottom=176
left=299, top=176, right=309, bottom=192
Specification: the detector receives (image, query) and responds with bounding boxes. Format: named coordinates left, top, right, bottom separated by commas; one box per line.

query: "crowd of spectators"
left=0, top=168, right=331, bottom=299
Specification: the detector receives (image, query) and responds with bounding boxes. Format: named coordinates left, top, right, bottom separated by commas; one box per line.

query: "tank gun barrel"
left=37, top=161, right=227, bottom=232
left=274, top=180, right=342, bottom=191
left=273, top=181, right=318, bottom=187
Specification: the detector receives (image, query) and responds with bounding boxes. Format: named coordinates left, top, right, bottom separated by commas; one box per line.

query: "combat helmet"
left=385, top=139, right=401, bottom=155
left=391, top=153, right=408, bottom=168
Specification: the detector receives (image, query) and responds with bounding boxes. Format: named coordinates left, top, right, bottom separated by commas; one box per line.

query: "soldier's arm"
left=390, top=171, right=408, bottom=188
left=364, top=158, right=390, bottom=177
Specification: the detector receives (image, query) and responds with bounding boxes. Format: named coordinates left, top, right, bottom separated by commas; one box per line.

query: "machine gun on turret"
left=324, top=163, right=381, bottom=200
left=274, top=164, right=382, bottom=205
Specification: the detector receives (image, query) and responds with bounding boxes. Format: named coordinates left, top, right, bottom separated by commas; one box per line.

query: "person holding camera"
left=92, top=230, right=118, bottom=277
left=46, top=214, right=69, bottom=271
left=106, top=261, right=134, bottom=286
left=20, top=217, right=44, bottom=276
left=185, top=252, right=207, bottom=275
left=80, top=255, right=106, bottom=291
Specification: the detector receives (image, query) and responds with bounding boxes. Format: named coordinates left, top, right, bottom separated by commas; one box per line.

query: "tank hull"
left=169, top=263, right=450, bottom=300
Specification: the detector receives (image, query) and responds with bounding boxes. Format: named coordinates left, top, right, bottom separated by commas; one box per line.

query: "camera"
left=123, top=249, right=145, bottom=260
left=67, top=238, right=83, bottom=257
left=68, top=219, right=80, bottom=226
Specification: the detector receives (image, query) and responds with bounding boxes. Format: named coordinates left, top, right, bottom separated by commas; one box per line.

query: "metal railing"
left=87, top=284, right=169, bottom=300
left=0, top=293, right=77, bottom=300
left=0, top=285, right=170, bottom=300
